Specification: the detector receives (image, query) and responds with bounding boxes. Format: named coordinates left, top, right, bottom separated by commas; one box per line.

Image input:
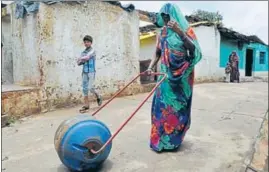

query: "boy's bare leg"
left=88, top=73, right=102, bottom=106
left=79, top=96, right=90, bottom=113
left=90, top=88, right=102, bottom=106
left=84, top=96, right=89, bottom=107
left=80, top=73, right=90, bottom=113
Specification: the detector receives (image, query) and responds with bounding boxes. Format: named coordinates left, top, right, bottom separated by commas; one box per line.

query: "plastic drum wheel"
left=54, top=115, right=112, bottom=171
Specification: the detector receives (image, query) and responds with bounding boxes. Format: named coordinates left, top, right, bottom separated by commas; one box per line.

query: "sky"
left=3, top=1, right=267, bottom=44
left=121, top=1, right=268, bottom=44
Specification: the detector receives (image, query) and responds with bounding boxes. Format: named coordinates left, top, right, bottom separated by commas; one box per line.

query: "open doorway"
left=245, top=49, right=254, bottom=76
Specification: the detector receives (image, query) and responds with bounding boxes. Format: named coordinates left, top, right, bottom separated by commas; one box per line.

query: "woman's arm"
left=148, top=48, right=161, bottom=70
left=175, top=28, right=195, bottom=54
left=182, top=35, right=195, bottom=53
left=168, top=21, right=195, bottom=54
left=148, top=35, right=162, bottom=71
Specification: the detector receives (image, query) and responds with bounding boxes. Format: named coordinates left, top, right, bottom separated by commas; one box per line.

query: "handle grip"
left=90, top=72, right=166, bottom=154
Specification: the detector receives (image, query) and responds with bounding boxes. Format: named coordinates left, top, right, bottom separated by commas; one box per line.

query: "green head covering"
left=157, top=3, right=189, bottom=32
left=156, top=3, right=202, bottom=66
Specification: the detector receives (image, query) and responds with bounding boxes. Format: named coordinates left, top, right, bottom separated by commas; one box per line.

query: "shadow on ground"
left=56, top=142, right=194, bottom=172
left=57, top=159, right=113, bottom=172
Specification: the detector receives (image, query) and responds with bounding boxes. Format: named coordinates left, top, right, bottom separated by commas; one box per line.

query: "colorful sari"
left=229, top=52, right=240, bottom=82
left=150, top=3, right=202, bottom=152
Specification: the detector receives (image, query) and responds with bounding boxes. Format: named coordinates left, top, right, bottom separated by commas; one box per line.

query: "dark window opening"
left=259, top=52, right=265, bottom=64
left=139, top=60, right=157, bottom=84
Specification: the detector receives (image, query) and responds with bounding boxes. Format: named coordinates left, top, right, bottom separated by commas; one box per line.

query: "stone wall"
left=1, top=11, right=13, bottom=84
left=193, top=25, right=223, bottom=81
left=9, top=2, right=140, bottom=111
left=2, top=87, right=41, bottom=118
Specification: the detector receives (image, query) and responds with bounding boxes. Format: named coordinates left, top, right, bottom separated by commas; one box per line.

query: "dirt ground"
left=2, top=82, right=268, bottom=172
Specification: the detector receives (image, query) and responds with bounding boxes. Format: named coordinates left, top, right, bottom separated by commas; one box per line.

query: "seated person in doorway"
left=224, top=62, right=231, bottom=83
left=77, top=35, right=102, bottom=113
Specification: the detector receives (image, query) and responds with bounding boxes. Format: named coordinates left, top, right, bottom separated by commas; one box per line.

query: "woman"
left=229, top=51, right=240, bottom=83
left=146, top=3, right=202, bottom=153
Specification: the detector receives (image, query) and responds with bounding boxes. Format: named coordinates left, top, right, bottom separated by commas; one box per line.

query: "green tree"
left=191, top=10, right=223, bottom=23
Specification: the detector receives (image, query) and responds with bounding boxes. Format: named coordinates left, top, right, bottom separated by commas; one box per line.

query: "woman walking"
left=146, top=3, right=202, bottom=153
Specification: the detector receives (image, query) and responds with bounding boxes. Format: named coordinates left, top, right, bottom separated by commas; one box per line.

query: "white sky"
left=121, top=1, right=268, bottom=44
left=3, top=1, right=268, bottom=44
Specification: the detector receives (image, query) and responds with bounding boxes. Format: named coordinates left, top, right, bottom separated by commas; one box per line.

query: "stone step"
left=1, top=114, right=10, bottom=128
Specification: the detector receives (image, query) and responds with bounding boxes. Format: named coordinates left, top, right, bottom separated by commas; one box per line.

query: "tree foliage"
left=191, top=10, right=223, bottom=23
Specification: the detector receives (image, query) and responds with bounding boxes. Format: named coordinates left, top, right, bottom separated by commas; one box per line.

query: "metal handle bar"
left=90, top=72, right=167, bottom=154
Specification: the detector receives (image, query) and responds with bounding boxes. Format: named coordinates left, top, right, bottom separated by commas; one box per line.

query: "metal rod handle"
left=90, top=72, right=167, bottom=154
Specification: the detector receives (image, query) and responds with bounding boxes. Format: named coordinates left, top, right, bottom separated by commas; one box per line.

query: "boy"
left=77, top=35, right=102, bottom=113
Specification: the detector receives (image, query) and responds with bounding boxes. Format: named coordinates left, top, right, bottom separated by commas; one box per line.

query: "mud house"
left=1, top=3, right=13, bottom=85
left=1, top=1, right=144, bottom=119
left=138, top=19, right=223, bottom=83
left=218, top=28, right=268, bottom=77
left=2, top=2, right=268, bottom=121
left=138, top=19, right=223, bottom=82
left=137, top=10, right=224, bottom=82
left=139, top=21, right=160, bottom=84
left=137, top=10, right=268, bottom=83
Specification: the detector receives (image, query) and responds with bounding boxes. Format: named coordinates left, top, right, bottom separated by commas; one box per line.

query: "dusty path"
left=2, top=82, right=268, bottom=172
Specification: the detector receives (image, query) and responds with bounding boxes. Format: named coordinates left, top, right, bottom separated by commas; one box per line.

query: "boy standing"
left=77, top=35, right=102, bottom=113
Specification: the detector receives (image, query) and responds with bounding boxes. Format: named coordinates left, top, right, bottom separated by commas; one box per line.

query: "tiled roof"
left=1, top=3, right=7, bottom=8
left=105, top=1, right=135, bottom=12
left=247, top=35, right=266, bottom=45
left=137, top=9, right=266, bottom=45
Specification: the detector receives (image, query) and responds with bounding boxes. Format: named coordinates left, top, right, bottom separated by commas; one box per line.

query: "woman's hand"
left=167, top=21, right=184, bottom=36
left=145, top=68, right=153, bottom=76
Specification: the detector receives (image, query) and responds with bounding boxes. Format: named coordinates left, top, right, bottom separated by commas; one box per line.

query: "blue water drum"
left=54, top=114, right=112, bottom=171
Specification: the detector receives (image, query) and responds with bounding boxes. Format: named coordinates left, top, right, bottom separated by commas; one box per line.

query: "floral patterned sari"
left=150, top=3, right=202, bottom=152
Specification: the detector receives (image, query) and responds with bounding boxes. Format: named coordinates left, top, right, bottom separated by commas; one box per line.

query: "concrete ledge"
left=199, top=76, right=269, bottom=83
left=2, top=86, right=42, bottom=119
left=194, top=76, right=224, bottom=84
left=253, top=76, right=268, bottom=82
left=1, top=83, right=156, bottom=121
left=39, top=82, right=157, bottom=112
left=240, top=76, right=268, bottom=83
left=1, top=114, right=9, bottom=127
left=246, top=112, right=268, bottom=172
left=1, top=76, right=268, bottom=123
left=192, top=76, right=268, bottom=84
